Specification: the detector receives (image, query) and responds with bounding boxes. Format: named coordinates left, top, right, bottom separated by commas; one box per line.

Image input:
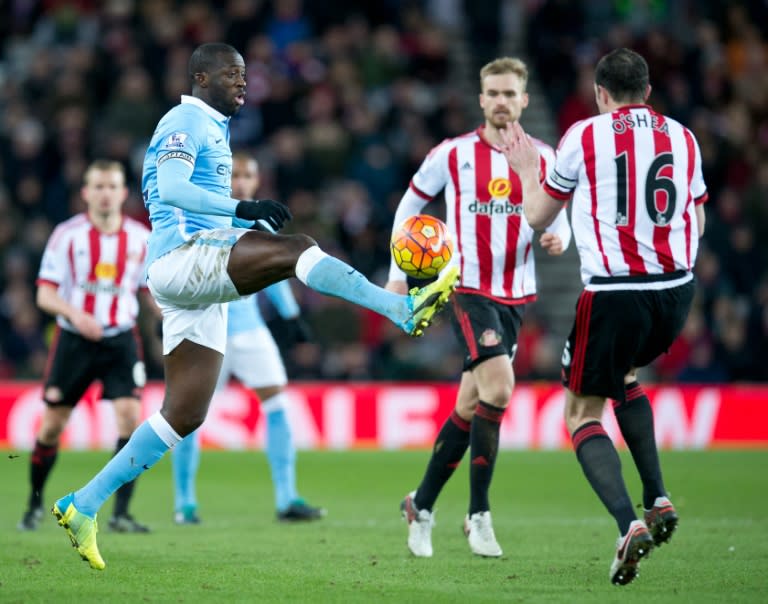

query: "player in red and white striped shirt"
left=388, top=57, right=571, bottom=559
left=19, top=160, right=156, bottom=534
left=502, top=48, right=707, bottom=585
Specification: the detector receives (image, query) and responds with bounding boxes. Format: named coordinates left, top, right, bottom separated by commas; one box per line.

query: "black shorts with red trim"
left=561, top=273, right=694, bottom=400
left=448, top=292, right=525, bottom=371
left=43, top=328, right=144, bottom=407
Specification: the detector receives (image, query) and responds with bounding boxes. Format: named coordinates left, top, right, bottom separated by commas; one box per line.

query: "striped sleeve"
left=545, top=124, right=584, bottom=201
left=37, top=222, right=71, bottom=287
left=686, top=128, right=708, bottom=205
left=410, top=139, right=452, bottom=199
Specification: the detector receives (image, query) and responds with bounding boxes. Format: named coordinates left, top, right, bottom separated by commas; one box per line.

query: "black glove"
left=235, top=199, right=292, bottom=232
left=285, top=316, right=312, bottom=344
left=267, top=316, right=313, bottom=347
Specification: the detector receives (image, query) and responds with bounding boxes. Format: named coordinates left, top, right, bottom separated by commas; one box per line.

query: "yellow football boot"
left=52, top=494, right=106, bottom=570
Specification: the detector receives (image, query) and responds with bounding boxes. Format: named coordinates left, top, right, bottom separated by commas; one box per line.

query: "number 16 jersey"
left=543, top=104, right=708, bottom=286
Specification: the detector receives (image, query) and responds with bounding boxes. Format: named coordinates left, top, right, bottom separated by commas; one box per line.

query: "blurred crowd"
left=0, top=0, right=765, bottom=384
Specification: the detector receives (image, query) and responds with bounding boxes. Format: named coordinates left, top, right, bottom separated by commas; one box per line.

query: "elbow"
left=156, top=179, right=174, bottom=204
left=525, top=211, right=549, bottom=231
left=530, top=219, right=548, bottom=231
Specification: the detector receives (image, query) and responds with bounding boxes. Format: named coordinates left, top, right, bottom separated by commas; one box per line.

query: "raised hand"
left=498, top=121, right=540, bottom=176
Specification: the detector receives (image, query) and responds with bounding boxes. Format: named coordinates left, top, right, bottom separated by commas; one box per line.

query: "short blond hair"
left=83, top=160, right=125, bottom=185
left=479, top=57, right=528, bottom=90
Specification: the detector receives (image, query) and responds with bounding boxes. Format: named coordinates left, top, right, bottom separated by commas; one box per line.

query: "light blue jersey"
left=228, top=281, right=300, bottom=336
left=142, top=95, right=242, bottom=267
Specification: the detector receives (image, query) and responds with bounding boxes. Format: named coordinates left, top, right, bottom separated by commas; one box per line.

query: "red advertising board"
left=0, top=381, right=766, bottom=450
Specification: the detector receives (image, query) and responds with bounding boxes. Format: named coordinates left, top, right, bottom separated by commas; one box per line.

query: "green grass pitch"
left=1, top=449, right=767, bottom=603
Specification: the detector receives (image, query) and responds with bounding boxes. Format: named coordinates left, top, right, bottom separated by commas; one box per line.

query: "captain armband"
left=157, top=151, right=194, bottom=167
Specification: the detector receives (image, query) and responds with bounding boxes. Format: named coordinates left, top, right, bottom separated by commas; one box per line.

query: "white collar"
left=180, top=95, right=229, bottom=122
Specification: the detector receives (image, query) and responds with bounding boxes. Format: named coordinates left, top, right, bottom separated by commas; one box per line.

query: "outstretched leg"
left=228, top=234, right=458, bottom=337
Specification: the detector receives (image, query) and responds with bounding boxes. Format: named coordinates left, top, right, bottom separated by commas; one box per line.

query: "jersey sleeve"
left=687, top=129, right=709, bottom=205
left=410, top=139, right=452, bottom=199
left=544, top=123, right=584, bottom=201
left=534, top=140, right=556, bottom=184
left=543, top=206, right=572, bottom=250
left=155, top=111, right=205, bottom=172
left=154, top=108, right=240, bottom=215
left=37, top=224, right=70, bottom=287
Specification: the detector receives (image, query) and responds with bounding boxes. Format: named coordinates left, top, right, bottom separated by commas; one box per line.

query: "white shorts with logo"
left=215, top=324, right=287, bottom=390
left=148, top=228, right=249, bottom=355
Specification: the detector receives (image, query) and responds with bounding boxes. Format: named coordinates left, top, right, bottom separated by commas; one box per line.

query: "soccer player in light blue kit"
left=51, top=42, right=458, bottom=570
left=172, top=153, right=324, bottom=524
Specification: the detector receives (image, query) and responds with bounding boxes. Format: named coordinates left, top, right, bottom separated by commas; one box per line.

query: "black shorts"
left=562, top=277, right=695, bottom=400
left=448, top=292, right=525, bottom=371
left=43, top=328, right=144, bottom=407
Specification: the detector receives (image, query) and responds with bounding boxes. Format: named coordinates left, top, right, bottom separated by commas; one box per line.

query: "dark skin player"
left=161, top=48, right=317, bottom=437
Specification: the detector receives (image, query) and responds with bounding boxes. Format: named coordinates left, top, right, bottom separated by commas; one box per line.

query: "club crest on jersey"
left=488, top=178, right=511, bottom=198
left=478, top=329, right=502, bottom=347
left=165, top=132, right=188, bottom=148
left=94, top=262, right=117, bottom=280
left=468, top=178, right=522, bottom=215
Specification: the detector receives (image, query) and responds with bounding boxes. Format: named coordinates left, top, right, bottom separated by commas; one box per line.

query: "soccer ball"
left=391, top=214, right=453, bottom=280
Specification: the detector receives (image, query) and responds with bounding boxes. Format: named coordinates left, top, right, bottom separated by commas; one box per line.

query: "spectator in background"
left=557, top=65, right=597, bottom=135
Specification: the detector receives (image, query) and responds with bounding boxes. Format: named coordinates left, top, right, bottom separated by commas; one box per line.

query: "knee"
left=37, top=424, right=63, bottom=444
left=288, top=233, right=317, bottom=254
left=481, top=382, right=513, bottom=408
left=624, top=369, right=638, bottom=385
left=115, top=398, right=141, bottom=430
left=454, top=397, right=477, bottom=420
left=37, top=408, right=68, bottom=443
left=564, top=392, right=604, bottom=434
left=175, top=414, right=205, bottom=438
left=161, top=407, right=206, bottom=437
left=564, top=407, right=584, bottom=435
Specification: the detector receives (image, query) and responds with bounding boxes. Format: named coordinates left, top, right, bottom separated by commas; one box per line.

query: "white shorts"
left=216, top=324, right=287, bottom=390
left=148, top=228, right=249, bottom=355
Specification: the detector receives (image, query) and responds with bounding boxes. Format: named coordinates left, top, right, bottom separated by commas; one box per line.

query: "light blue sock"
left=296, top=248, right=409, bottom=325
left=263, top=393, right=297, bottom=511
left=70, top=412, right=181, bottom=518
left=172, top=429, right=200, bottom=512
